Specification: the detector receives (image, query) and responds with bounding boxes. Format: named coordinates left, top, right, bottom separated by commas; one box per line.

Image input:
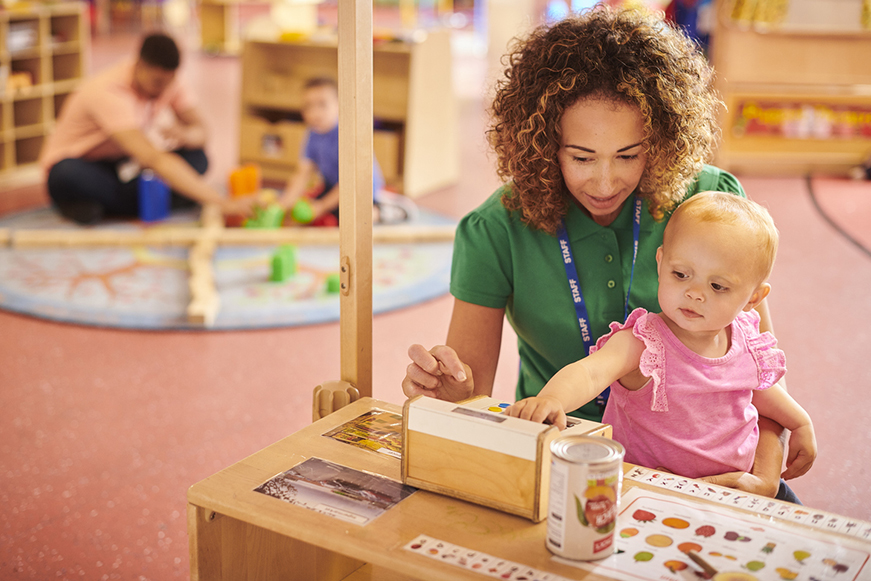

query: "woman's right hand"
left=402, top=344, right=474, bottom=402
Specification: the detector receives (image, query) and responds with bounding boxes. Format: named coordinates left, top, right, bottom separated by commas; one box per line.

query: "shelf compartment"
left=13, top=96, right=43, bottom=128
left=53, top=91, right=72, bottom=118
left=9, top=56, right=42, bottom=89
left=50, top=13, right=82, bottom=45
left=6, top=18, right=40, bottom=55
left=240, top=118, right=307, bottom=166
left=52, top=52, right=81, bottom=83
left=14, top=134, right=44, bottom=165
left=374, top=126, right=403, bottom=185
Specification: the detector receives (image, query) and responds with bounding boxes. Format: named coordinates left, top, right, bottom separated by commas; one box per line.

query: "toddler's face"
left=656, top=218, right=768, bottom=337
left=302, top=85, right=340, bottom=134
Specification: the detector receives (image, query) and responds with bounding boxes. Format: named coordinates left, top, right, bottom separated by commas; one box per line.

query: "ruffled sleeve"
left=590, top=308, right=669, bottom=412
left=735, top=310, right=787, bottom=390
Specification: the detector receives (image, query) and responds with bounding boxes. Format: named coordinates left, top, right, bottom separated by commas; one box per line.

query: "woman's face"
left=557, top=97, right=647, bottom=227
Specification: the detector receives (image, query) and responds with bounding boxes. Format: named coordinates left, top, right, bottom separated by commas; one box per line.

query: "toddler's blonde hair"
left=668, top=192, right=779, bottom=282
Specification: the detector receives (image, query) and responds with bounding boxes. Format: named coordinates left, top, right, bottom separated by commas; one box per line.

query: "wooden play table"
left=187, top=398, right=868, bottom=581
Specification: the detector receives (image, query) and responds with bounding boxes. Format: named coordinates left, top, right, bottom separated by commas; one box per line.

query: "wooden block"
left=402, top=395, right=558, bottom=522
left=187, top=239, right=219, bottom=326
left=11, top=228, right=203, bottom=247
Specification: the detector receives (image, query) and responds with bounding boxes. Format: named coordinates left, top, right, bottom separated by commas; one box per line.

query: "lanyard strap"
left=558, top=195, right=642, bottom=408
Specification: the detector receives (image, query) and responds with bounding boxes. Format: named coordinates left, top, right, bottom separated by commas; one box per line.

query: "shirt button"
left=607, top=280, right=616, bottom=289
left=605, top=254, right=613, bottom=263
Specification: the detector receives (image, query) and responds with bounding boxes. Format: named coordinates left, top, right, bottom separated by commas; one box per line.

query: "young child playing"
left=506, top=192, right=817, bottom=484
left=279, top=77, right=385, bottom=226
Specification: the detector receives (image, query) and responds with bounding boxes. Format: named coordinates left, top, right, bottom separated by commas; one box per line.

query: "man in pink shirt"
left=40, top=33, right=252, bottom=224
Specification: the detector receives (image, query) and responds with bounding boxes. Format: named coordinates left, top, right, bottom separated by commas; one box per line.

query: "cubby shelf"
left=1, top=2, right=87, bottom=182
left=710, top=0, right=871, bottom=175
left=239, top=31, right=459, bottom=198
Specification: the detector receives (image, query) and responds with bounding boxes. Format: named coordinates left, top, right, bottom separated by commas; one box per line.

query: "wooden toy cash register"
left=401, top=395, right=611, bottom=522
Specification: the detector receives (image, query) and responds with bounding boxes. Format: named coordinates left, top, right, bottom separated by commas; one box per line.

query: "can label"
left=546, top=439, right=623, bottom=561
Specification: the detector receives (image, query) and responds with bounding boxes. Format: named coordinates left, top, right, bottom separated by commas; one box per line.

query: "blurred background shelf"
left=0, top=2, right=88, bottom=184
left=238, top=31, right=459, bottom=197
left=711, top=0, right=871, bottom=175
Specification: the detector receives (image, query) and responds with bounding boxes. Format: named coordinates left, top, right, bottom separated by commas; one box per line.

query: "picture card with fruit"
left=558, top=488, right=871, bottom=581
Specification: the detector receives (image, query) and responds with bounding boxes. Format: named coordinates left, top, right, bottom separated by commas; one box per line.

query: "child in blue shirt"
left=279, top=77, right=384, bottom=225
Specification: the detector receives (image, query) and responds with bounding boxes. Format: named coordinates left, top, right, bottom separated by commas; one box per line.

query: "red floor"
left=2, top=23, right=871, bottom=581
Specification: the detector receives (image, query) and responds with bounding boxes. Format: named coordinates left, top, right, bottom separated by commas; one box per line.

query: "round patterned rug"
left=0, top=208, right=455, bottom=330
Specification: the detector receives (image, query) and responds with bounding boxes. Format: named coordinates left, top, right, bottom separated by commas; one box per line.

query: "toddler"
left=279, top=77, right=384, bottom=225
left=507, top=192, right=816, bottom=483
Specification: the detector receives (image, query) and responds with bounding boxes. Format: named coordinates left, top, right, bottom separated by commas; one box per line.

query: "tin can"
left=546, top=435, right=624, bottom=560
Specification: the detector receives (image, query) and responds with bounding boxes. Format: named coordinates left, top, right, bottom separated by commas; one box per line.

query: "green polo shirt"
left=450, top=165, right=745, bottom=421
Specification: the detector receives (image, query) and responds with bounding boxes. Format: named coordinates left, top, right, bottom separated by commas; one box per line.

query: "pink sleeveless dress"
left=592, top=308, right=786, bottom=479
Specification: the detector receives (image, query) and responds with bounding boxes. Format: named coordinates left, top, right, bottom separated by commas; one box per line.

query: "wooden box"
left=401, top=395, right=610, bottom=522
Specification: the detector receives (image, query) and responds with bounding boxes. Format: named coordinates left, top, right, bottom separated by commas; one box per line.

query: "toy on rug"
left=229, top=163, right=261, bottom=198
left=243, top=189, right=285, bottom=228
left=270, top=244, right=298, bottom=282
left=138, top=170, right=171, bottom=222
left=290, top=198, right=314, bottom=224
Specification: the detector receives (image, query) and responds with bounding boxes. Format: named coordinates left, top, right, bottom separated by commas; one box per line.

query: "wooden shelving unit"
left=710, top=0, right=871, bottom=175
left=238, top=31, right=459, bottom=198
left=0, top=2, right=87, bottom=183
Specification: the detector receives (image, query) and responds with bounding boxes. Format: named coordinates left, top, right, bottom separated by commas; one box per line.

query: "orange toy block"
left=228, top=164, right=261, bottom=198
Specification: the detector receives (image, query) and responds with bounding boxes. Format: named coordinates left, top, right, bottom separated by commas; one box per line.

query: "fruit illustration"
left=634, top=551, right=654, bottom=562
left=745, top=561, right=765, bottom=572
left=663, top=517, right=690, bottom=529
left=664, top=560, right=688, bottom=573
left=695, top=525, right=716, bottom=537
left=724, top=531, right=752, bottom=542
left=633, top=509, right=657, bottom=523
left=575, top=493, right=616, bottom=533
left=585, top=484, right=616, bottom=502
left=761, top=542, right=776, bottom=554
left=646, top=534, right=673, bottom=548
left=677, top=542, right=703, bottom=554
left=823, top=559, right=849, bottom=573
left=620, top=528, right=639, bottom=538
left=776, top=567, right=799, bottom=580
left=793, top=550, right=811, bottom=564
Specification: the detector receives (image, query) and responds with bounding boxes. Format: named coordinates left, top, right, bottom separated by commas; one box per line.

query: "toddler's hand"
left=781, top=424, right=817, bottom=480
left=505, top=396, right=567, bottom=430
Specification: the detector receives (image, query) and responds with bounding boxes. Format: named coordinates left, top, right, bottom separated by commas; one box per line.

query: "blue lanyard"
left=558, top=195, right=642, bottom=408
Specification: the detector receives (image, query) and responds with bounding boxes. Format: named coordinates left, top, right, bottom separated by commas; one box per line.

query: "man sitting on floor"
left=40, top=33, right=252, bottom=225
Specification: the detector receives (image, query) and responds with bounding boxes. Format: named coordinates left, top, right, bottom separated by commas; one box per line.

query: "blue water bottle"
left=138, top=170, right=170, bottom=222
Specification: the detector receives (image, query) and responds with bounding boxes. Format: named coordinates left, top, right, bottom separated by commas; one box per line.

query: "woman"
left=403, top=7, right=795, bottom=500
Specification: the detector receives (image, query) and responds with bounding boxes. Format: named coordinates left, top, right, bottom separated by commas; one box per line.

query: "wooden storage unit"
left=199, top=0, right=242, bottom=55
left=238, top=31, right=459, bottom=198
left=0, top=2, right=87, bottom=182
left=710, top=1, right=871, bottom=175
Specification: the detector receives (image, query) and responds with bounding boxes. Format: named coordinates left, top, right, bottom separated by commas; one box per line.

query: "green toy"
left=325, top=272, right=341, bottom=294
left=290, top=199, right=314, bottom=224
left=270, top=245, right=298, bottom=282
left=245, top=203, right=285, bottom=229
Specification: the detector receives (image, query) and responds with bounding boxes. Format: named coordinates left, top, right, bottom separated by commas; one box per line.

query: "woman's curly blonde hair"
left=488, top=6, right=722, bottom=234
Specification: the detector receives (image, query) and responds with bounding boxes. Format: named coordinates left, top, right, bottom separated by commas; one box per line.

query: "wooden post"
left=337, top=0, right=374, bottom=398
